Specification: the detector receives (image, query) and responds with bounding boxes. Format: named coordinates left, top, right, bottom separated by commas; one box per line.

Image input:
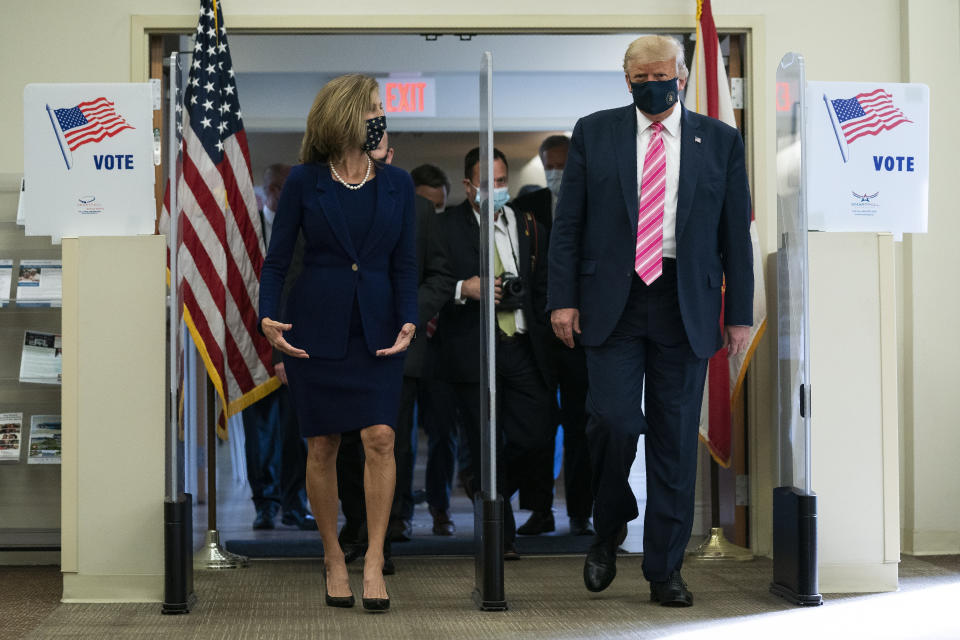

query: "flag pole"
left=822, top=93, right=849, bottom=163
left=45, top=104, right=71, bottom=170
left=194, top=377, right=248, bottom=570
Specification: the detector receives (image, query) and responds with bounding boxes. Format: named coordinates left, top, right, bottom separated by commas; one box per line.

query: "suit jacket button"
left=351, top=263, right=358, bottom=271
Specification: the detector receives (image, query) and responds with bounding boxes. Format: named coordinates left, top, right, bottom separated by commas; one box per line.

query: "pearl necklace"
left=330, top=156, right=372, bottom=190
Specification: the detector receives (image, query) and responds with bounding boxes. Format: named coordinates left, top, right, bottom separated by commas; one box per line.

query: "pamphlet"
left=15, top=259, right=62, bottom=307
left=0, top=259, right=11, bottom=306
left=18, top=330, right=62, bottom=385
left=0, top=413, right=24, bottom=461
left=27, top=415, right=61, bottom=464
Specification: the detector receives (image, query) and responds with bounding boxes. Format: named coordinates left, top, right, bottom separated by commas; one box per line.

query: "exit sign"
left=377, top=78, right=436, bottom=118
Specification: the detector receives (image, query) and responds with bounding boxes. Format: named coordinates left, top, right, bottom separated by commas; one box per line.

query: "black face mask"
left=362, top=115, right=386, bottom=152
left=631, top=78, right=679, bottom=115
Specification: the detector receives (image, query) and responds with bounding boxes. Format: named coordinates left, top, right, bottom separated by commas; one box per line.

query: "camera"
left=498, top=272, right=526, bottom=311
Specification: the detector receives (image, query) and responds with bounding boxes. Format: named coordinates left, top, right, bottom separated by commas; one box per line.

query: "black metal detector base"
left=472, top=494, right=507, bottom=611
left=162, top=493, right=196, bottom=615
left=770, top=486, right=823, bottom=606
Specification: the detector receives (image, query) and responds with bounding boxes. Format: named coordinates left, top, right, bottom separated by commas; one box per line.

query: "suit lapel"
left=612, top=105, right=639, bottom=232
left=360, top=166, right=399, bottom=257
left=676, top=106, right=703, bottom=241
left=315, top=167, right=358, bottom=261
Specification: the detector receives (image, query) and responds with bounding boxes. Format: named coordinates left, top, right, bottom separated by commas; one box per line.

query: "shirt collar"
left=635, top=102, right=682, bottom=138
left=472, top=204, right=515, bottom=230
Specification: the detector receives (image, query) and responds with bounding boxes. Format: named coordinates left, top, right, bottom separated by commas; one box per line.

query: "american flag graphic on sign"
left=53, top=98, right=134, bottom=151
left=830, top=89, right=912, bottom=145
left=158, top=0, right=278, bottom=438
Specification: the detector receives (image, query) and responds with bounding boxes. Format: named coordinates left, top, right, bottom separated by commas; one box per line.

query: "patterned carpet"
left=4, top=555, right=960, bottom=639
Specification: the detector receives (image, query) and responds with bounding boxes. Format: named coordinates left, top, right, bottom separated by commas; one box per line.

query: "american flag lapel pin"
left=694, top=136, right=702, bottom=144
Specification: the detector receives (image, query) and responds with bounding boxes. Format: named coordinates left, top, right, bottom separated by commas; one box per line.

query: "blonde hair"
left=299, top=74, right=379, bottom=164
left=622, top=35, right=688, bottom=79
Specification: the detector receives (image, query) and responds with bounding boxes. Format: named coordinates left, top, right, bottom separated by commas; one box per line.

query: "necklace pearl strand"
left=330, top=155, right=372, bottom=190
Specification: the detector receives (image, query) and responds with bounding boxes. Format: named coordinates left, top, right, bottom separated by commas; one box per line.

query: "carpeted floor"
left=5, top=555, right=960, bottom=639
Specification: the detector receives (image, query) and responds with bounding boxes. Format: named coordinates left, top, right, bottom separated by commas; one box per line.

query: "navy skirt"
left=283, top=299, right=404, bottom=437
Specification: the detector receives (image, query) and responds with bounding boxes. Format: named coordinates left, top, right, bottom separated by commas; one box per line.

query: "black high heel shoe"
left=361, top=595, right=390, bottom=612
left=323, top=573, right=354, bottom=608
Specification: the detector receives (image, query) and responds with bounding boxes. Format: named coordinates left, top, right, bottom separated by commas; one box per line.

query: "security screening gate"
left=473, top=51, right=507, bottom=611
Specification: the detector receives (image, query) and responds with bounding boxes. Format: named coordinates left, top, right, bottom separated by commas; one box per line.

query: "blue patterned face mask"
left=631, top=78, right=679, bottom=115
left=362, top=115, right=386, bottom=151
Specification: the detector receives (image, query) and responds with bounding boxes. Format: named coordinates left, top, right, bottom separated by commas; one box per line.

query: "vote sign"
left=805, top=81, right=929, bottom=233
left=23, top=83, right=155, bottom=241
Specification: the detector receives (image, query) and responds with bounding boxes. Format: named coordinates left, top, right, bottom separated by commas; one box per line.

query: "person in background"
left=434, top=146, right=554, bottom=558
left=511, top=134, right=594, bottom=538
left=548, top=35, right=753, bottom=606
left=242, top=163, right=314, bottom=533
left=408, top=163, right=460, bottom=537
left=259, top=75, right=418, bottom=612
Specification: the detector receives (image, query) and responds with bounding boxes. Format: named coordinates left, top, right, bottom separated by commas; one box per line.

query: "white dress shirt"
left=261, top=204, right=276, bottom=248
left=454, top=204, right=527, bottom=334
left=636, top=105, right=682, bottom=259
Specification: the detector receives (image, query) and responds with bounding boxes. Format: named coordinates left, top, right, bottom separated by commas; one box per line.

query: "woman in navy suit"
left=259, top=74, right=417, bottom=612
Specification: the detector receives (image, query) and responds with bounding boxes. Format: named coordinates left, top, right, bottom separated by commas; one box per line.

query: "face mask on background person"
left=631, top=78, right=679, bottom=115
left=473, top=184, right=511, bottom=213
left=544, top=169, right=563, bottom=198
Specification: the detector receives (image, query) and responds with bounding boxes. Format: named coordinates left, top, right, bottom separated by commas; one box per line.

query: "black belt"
left=497, top=331, right=529, bottom=344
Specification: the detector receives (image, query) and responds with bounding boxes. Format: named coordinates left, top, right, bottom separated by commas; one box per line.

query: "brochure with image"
left=19, top=330, right=62, bottom=385
left=0, top=413, right=24, bottom=461
left=15, top=259, right=62, bottom=307
left=27, top=415, right=61, bottom=464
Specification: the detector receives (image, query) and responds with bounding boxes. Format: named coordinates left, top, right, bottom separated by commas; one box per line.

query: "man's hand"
left=261, top=318, right=309, bottom=359
left=274, top=362, right=288, bottom=386
left=723, top=325, right=751, bottom=357
left=551, top=308, right=581, bottom=348
left=461, top=275, right=503, bottom=304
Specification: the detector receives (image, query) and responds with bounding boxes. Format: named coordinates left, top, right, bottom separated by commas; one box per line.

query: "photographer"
left=433, top=147, right=555, bottom=558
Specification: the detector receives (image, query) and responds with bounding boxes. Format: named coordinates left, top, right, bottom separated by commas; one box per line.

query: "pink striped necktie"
left=635, top=121, right=666, bottom=285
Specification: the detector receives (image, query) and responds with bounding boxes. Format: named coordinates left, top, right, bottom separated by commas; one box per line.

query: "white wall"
left=1, top=0, right=958, bottom=559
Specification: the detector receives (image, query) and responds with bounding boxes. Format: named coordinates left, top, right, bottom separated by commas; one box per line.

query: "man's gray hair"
left=622, top=35, right=688, bottom=80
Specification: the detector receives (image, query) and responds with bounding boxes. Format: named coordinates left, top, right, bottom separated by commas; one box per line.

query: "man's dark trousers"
left=555, top=341, right=593, bottom=521
left=584, top=260, right=708, bottom=583
left=242, top=386, right=307, bottom=517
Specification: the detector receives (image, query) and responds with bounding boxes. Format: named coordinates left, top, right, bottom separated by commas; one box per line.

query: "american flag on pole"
left=52, top=98, right=134, bottom=151
left=158, top=0, right=278, bottom=438
left=686, top=0, right=767, bottom=467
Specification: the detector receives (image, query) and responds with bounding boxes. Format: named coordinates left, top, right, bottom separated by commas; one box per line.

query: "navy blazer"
left=259, top=162, right=418, bottom=359
left=547, top=104, right=753, bottom=359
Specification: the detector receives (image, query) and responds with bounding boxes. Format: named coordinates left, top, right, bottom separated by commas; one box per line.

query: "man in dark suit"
left=548, top=35, right=753, bottom=606
left=511, top=135, right=594, bottom=538
left=242, top=163, right=313, bottom=531
left=434, top=147, right=554, bottom=557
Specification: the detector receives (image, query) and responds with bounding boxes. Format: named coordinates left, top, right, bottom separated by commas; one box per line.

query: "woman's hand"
left=376, top=323, right=417, bottom=357
left=261, top=317, right=309, bottom=358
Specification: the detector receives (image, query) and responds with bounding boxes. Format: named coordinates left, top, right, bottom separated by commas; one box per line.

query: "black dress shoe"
left=429, top=507, right=456, bottom=536
left=281, top=510, right=316, bottom=530
left=650, top=571, right=693, bottom=607
left=252, top=510, right=275, bottom=530
left=504, top=543, right=520, bottom=561
left=583, top=541, right=617, bottom=592
left=569, top=517, right=595, bottom=536
left=387, top=519, right=412, bottom=542
left=517, top=510, right=555, bottom=535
